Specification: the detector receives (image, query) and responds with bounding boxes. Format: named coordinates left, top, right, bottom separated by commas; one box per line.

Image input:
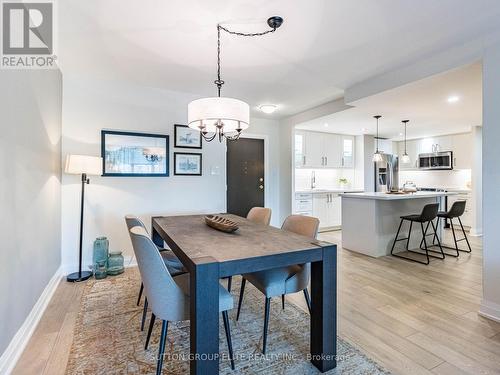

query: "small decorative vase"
left=107, top=251, right=124, bottom=276
left=94, top=261, right=108, bottom=280
left=93, top=237, right=109, bottom=269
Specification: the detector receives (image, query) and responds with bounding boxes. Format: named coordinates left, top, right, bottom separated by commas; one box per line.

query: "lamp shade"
left=187, top=97, right=250, bottom=133
left=65, top=155, right=103, bottom=176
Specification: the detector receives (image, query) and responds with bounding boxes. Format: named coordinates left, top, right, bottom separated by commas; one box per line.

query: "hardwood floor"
left=13, top=229, right=500, bottom=375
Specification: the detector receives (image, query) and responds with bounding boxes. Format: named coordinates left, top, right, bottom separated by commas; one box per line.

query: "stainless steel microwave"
left=418, top=151, right=453, bottom=170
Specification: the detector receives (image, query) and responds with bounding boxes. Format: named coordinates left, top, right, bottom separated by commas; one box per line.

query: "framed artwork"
left=174, top=152, right=202, bottom=176
left=101, top=130, right=169, bottom=177
left=174, top=124, right=202, bottom=149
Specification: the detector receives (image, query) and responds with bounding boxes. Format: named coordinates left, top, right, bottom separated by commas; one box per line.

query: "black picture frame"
left=174, top=124, right=202, bottom=149
left=174, top=152, right=202, bottom=176
left=101, top=130, right=169, bottom=177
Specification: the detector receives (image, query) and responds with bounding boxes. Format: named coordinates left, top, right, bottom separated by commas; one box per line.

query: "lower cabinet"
left=312, top=193, right=342, bottom=231
left=447, top=192, right=473, bottom=228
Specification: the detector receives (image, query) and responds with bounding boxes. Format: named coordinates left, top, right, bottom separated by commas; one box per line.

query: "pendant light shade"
left=401, top=120, right=411, bottom=164
left=188, top=97, right=250, bottom=133
left=372, top=115, right=383, bottom=162
left=373, top=152, right=384, bottom=162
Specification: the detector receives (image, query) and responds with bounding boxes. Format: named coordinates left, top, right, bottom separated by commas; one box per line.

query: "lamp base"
left=66, top=271, right=93, bottom=282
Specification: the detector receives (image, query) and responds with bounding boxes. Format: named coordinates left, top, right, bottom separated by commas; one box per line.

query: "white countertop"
left=296, top=188, right=364, bottom=194
left=340, top=191, right=458, bottom=200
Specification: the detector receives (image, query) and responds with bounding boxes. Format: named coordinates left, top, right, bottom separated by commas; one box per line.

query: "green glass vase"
left=93, top=237, right=109, bottom=270
left=107, top=251, right=124, bottom=276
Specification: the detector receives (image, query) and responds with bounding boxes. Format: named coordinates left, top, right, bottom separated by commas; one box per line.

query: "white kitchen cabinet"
left=452, top=133, right=472, bottom=169
left=447, top=192, right=472, bottom=227
left=396, top=133, right=472, bottom=170
left=312, top=192, right=342, bottom=230
left=398, top=139, right=419, bottom=169
left=296, top=131, right=355, bottom=169
left=312, top=193, right=329, bottom=227
left=330, top=195, right=342, bottom=226
left=324, top=133, right=342, bottom=167
left=304, top=131, right=325, bottom=167
left=341, top=136, right=355, bottom=168
left=294, top=131, right=306, bottom=167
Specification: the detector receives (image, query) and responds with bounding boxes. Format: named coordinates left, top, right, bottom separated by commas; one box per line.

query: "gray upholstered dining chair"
left=226, top=207, right=272, bottom=293
left=125, top=215, right=186, bottom=331
left=236, top=214, right=320, bottom=354
left=129, top=226, right=236, bottom=373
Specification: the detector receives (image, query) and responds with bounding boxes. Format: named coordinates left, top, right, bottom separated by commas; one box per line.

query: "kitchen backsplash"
left=295, top=168, right=358, bottom=190
left=399, top=169, right=472, bottom=190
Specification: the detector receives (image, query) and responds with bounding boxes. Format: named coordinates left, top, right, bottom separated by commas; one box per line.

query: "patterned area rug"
left=66, top=268, right=390, bottom=374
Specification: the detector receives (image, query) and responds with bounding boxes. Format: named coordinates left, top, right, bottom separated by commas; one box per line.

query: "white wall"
left=399, top=169, right=472, bottom=189
left=471, top=126, right=482, bottom=235
left=61, top=77, right=281, bottom=270
left=0, top=70, right=62, bottom=355
left=480, top=44, right=500, bottom=322
left=295, top=169, right=357, bottom=191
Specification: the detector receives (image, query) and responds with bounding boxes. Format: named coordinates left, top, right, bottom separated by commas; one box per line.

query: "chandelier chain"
left=215, top=24, right=277, bottom=97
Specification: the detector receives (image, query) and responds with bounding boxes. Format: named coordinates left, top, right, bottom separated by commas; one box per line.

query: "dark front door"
left=227, top=138, right=264, bottom=217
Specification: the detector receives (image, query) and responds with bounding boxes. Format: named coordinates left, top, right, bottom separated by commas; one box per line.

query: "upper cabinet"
left=296, top=131, right=355, bottom=169
left=397, top=132, right=472, bottom=170
left=294, top=131, right=306, bottom=168
left=452, top=133, right=472, bottom=169
left=341, top=136, right=355, bottom=168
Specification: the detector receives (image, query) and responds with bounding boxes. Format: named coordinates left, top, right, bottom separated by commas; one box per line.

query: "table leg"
left=190, top=258, right=220, bottom=375
left=151, top=224, right=164, bottom=248
left=310, top=244, right=337, bottom=372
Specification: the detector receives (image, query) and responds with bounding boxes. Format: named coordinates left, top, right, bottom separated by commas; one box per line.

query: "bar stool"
left=391, top=203, right=445, bottom=265
left=430, top=200, right=472, bottom=256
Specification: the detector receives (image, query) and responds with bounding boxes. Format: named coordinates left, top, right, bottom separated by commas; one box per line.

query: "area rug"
left=65, top=268, right=390, bottom=374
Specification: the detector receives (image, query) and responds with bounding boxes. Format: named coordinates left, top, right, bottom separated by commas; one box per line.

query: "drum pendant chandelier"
left=187, top=16, right=284, bottom=142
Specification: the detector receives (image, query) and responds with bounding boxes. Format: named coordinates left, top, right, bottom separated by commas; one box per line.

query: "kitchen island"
left=340, top=191, right=457, bottom=257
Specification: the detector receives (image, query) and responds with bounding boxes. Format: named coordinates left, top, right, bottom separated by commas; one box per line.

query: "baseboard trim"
left=469, top=227, right=483, bottom=237
left=479, top=299, right=500, bottom=323
left=0, top=266, right=63, bottom=375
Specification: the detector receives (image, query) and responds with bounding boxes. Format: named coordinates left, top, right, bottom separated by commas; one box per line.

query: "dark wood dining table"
left=152, top=214, right=337, bottom=374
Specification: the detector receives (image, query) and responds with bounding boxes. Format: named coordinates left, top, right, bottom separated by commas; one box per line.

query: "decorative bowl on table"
left=204, top=215, right=239, bottom=233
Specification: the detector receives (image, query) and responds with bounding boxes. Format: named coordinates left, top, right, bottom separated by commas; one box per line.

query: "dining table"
left=151, top=213, right=337, bottom=374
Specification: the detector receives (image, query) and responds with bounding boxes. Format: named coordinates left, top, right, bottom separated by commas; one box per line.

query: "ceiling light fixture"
left=373, top=115, right=383, bottom=162
left=401, top=120, right=411, bottom=164
left=187, top=16, right=284, bottom=142
left=324, top=123, right=329, bottom=128
left=447, top=95, right=460, bottom=103
left=259, top=104, right=278, bottom=114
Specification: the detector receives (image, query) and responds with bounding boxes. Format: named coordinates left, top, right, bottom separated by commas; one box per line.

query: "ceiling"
left=296, top=62, right=482, bottom=140
left=59, top=0, right=500, bottom=118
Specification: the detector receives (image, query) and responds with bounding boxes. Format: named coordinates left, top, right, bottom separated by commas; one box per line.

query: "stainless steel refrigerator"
left=374, top=153, right=399, bottom=192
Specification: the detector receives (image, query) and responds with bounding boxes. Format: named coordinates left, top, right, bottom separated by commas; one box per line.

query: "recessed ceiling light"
left=324, top=123, right=329, bottom=128
left=447, top=95, right=460, bottom=103
left=399, top=132, right=403, bottom=136
left=259, top=104, right=277, bottom=114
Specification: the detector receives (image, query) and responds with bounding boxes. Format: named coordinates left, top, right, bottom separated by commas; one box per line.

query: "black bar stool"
left=429, top=200, right=472, bottom=256
left=391, top=203, right=445, bottom=265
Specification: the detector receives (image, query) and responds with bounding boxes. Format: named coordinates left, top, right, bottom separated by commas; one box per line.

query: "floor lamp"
left=65, top=154, right=103, bottom=282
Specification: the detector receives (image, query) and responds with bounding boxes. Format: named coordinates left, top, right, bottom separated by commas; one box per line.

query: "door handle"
left=303, top=155, right=306, bottom=165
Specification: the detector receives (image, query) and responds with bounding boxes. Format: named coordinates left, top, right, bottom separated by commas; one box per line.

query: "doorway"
left=226, top=137, right=265, bottom=217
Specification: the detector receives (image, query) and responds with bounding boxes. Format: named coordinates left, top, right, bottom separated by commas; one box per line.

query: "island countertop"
left=340, top=191, right=458, bottom=200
